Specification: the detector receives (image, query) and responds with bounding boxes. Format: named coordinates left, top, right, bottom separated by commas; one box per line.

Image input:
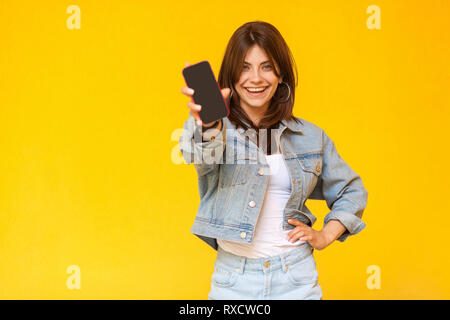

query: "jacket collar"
left=281, top=117, right=303, bottom=133
left=226, top=116, right=303, bottom=133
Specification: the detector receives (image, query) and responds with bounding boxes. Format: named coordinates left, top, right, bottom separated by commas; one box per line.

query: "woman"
left=179, top=21, right=368, bottom=300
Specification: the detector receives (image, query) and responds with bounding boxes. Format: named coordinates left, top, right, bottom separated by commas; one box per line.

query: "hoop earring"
left=277, top=82, right=291, bottom=103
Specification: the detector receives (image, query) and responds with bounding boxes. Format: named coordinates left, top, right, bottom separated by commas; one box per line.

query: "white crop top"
left=217, top=153, right=305, bottom=258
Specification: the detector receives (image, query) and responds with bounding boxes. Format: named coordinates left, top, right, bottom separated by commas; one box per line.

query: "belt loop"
left=280, top=255, right=288, bottom=273
left=239, top=257, right=246, bottom=275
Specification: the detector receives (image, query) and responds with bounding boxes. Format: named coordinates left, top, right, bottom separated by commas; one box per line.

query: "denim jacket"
left=179, top=113, right=368, bottom=251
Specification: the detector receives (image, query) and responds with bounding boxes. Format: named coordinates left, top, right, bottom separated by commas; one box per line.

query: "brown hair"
left=218, top=21, right=300, bottom=135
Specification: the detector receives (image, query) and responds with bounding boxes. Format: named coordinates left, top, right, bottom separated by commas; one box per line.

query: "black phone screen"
left=182, top=61, right=229, bottom=124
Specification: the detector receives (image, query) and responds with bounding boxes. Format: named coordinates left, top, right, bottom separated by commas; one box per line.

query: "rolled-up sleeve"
left=312, top=130, right=368, bottom=242
left=178, top=114, right=227, bottom=177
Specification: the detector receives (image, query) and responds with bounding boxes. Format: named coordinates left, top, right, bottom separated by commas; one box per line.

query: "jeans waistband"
left=216, top=243, right=314, bottom=274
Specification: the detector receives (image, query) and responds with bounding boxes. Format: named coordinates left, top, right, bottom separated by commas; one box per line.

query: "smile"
left=244, top=86, right=269, bottom=96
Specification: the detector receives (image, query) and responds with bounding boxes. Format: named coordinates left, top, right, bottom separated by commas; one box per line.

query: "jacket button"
left=258, top=168, right=264, bottom=175
left=249, top=201, right=256, bottom=207
left=316, top=162, right=321, bottom=173
left=240, top=232, right=246, bottom=239
left=264, top=261, right=271, bottom=268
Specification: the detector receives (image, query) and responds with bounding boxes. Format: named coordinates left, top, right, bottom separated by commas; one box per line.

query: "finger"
left=221, top=87, right=231, bottom=99
left=189, top=110, right=202, bottom=126
left=287, top=226, right=304, bottom=238
left=299, top=235, right=313, bottom=242
left=288, top=230, right=305, bottom=242
left=187, top=101, right=201, bottom=112
left=288, top=219, right=307, bottom=227
left=288, top=226, right=312, bottom=239
left=182, top=62, right=194, bottom=96
left=290, top=229, right=306, bottom=238
left=181, top=85, right=195, bottom=97
left=187, top=103, right=202, bottom=126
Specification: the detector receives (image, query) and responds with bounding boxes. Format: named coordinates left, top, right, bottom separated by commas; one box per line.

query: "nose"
left=248, top=68, right=264, bottom=84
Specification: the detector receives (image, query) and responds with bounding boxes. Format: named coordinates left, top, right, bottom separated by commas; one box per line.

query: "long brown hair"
left=218, top=21, right=300, bottom=133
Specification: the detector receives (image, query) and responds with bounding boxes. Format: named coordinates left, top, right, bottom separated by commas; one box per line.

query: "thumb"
left=221, top=87, right=231, bottom=99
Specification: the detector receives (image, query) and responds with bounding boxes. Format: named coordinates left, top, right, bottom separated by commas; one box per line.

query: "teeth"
left=246, top=87, right=266, bottom=92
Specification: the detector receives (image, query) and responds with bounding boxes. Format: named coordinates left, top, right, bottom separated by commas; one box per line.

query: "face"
left=234, top=45, right=282, bottom=112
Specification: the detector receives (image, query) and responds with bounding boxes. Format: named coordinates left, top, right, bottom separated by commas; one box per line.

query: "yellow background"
left=0, top=0, right=449, bottom=299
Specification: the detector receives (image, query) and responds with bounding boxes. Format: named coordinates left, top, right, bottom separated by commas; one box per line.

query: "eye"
left=243, top=64, right=273, bottom=70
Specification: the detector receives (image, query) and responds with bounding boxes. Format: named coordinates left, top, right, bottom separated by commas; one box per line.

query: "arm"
left=321, top=220, right=347, bottom=244
left=287, top=218, right=347, bottom=250
left=287, top=130, right=368, bottom=249
left=311, top=130, right=369, bottom=242
left=178, top=114, right=226, bottom=177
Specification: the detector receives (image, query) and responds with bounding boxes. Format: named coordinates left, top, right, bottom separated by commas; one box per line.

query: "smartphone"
left=182, top=60, right=230, bottom=124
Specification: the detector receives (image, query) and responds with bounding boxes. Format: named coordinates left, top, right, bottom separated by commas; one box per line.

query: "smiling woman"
left=218, top=22, right=299, bottom=153
left=238, top=57, right=277, bottom=103
left=179, top=20, right=368, bottom=301
left=219, top=23, right=297, bottom=126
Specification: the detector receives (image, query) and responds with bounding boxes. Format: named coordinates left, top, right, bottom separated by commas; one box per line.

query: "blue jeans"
left=208, top=243, right=323, bottom=300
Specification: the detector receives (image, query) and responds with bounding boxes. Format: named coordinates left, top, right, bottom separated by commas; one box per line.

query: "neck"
left=241, top=101, right=269, bottom=127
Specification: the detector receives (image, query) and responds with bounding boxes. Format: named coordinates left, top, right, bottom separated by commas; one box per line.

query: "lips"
left=244, top=86, right=269, bottom=96
left=245, top=86, right=268, bottom=92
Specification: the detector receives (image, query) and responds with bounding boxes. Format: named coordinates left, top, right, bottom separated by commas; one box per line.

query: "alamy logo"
left=366, top=5, right=381, bottom=30
left=66, top=265, right=81, bottom=290
left=66, top=5, right=81, bottom=30
left=366, top=265, right=381, bottom=289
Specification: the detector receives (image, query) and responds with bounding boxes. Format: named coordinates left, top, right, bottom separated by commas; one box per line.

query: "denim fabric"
left=179, top=114, right=368, bottom=250
left=208, top=243, right=322, bottom=300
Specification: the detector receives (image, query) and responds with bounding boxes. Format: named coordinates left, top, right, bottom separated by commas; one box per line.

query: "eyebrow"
left=243, top=60, right=271, bottom=65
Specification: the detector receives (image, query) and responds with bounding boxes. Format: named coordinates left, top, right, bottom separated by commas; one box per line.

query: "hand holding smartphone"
left=181, top=61, right=231, bottom=127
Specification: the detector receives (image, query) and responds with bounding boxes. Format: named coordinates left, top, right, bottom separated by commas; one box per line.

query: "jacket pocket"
left=286, top=254, right=319, bottom=286
left=296, top=152, right=322, bottom=198
left=297, top=153, right=322, bottom=176
left=219, top=163, right=251, bottom=187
